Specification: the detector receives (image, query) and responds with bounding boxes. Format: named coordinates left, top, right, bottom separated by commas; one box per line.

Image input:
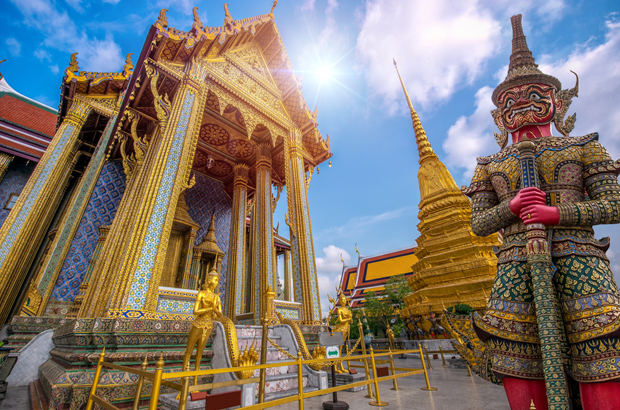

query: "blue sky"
left=2, top=0, right=620, bottom=316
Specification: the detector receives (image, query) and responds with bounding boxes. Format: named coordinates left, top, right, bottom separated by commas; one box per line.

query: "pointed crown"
left=492, top=14, right=562, bottom=106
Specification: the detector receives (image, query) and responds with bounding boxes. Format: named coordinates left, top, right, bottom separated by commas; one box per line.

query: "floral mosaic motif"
left=50, top=160, right=126, bottom=301
left=0, top=158, right=33, bottom=228
left=185, top=173, right=232, bottom=305
left=275, top=307, right=300, bottom=320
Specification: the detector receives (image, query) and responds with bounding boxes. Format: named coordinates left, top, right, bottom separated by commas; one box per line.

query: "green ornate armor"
left=462, top=133, right=620, bottom=382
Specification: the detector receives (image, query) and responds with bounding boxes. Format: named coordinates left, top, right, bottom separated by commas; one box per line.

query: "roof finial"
left=122, top=53, right=133, bottom=76
left=224, top=3, right=233, bottom=28
left=393, top=59, right=436, bottom=163
left=340, top=253, right=345, bottom=270
left=192, top=7, right=203, bottom=29
left=269, top=0, right=278, bottom=18
left=0, top=59, right=5, bottom=82
left=157, top=9, right=168, bottom=28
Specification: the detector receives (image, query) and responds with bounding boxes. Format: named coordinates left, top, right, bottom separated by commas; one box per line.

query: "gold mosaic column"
left=105, top=60, right=208, bottom=315
left=35, top=114, right=117, bottom=315
left=0, top=100, right=91, bottom=325
left=285, top=135, right=322, bottom=324
left=225, top=164, right=249, bottom=320
left=0, top=153, right=14, bottom=184
left=283, top=249, right=291, bottom=301
left=251, top=143, right=276, bottom=322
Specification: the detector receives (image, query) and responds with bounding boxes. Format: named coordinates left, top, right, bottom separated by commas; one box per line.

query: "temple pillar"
left=81, top=60, right=208, bottom=317
left=0, top=153, right=14, bottom=184
left=284, top=250, right=292, bottom=301
left=225, top=164, right=249, bottom=320
left=251, top=143, right=276, bottom=322
left=285, top=135, right=321, bottom=323
left=36, top=114, right=117, bottom=315
left=0, top=99, right=91, bottom=325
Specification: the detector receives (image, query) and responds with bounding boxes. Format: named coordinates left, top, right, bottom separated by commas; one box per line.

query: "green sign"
left=326, top=346, right=340, bottom=358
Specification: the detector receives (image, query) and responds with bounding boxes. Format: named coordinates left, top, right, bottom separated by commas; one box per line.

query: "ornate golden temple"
left=393, top=62, right=502, bottom=317
left=0, top=4, right=331, bottom=330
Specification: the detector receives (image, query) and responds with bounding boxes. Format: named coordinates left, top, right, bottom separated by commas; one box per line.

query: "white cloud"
left=316, top=245, right=351, bottom=318
left=443, top=86, right=497, bottom=179
left=102, top=0, right=121, bottom=4
left=356, top=0, right=500, bottom=113
left=538, top=18, right=620, bottom=158
left=49, top=64, right=59, bottom=75
left=301, top=0, right=316, bottom=12
left=316, top=206, right=415, bottom=240
left=6, top=38, right=21, bottom=57
left=65, top=0, right=84, bottom=13
left=484, top=0, right=566, bottom=22
left=34, top=49, right=51, bottom=61
left=10, top=0, right=124, bottom=73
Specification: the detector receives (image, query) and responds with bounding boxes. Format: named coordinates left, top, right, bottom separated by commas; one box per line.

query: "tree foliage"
left=363, top=275, right=411, bottom=337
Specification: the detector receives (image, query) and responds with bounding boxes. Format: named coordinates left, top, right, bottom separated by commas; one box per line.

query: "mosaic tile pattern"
left=156, top=287, right=197, bottom=313
left=127, top=92, right=196, bottom=310
left=39, top=115, right=117, bottom=297
left=232, top=186, right=247, bottom=316
left=0, top=158, right=33, bottom=227
left=185, top=173, right=232, bottom=306
left=276, top=306, right=300, bottom=320
left=50, top=160, right=126, bottom=301
left=0, top=123, right=77, bottom=268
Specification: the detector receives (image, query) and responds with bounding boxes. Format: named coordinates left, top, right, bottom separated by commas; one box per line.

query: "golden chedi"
left=393, top=60, right=502, bottom=317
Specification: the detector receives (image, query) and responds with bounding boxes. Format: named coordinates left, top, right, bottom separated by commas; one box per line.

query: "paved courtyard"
left=279, top=356, right=510, bottom=410
left=0, top=357, right=510, bottom=410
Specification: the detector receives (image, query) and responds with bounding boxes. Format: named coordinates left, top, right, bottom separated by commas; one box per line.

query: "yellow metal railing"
left=85, top=344, right=436, bottom=410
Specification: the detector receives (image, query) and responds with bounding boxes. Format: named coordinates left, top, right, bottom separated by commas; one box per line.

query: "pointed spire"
left=195, top=211, right=223, bottom=255
left=393, top=59, right=436, bottom=163
left=508, top=14, right=536, bottom=72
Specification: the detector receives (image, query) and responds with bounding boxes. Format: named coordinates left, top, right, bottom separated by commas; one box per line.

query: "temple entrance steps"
left=211, top=323, right=327, bottom=404
left=3, top=317, right=67, bottom=352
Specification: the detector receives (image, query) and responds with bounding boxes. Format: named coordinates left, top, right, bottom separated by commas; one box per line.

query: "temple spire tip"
left=392, top=61, right=435, bottom=162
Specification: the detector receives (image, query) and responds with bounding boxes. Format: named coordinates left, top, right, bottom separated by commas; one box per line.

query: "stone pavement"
left=0, top=386, right=28, bottom=410
left=278, top=356, right=510, bottom=410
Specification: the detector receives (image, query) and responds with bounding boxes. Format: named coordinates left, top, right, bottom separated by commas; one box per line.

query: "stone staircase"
left=211, top=324, right=327, bottom=405
left=236, top=328, right=318, bottom=401
left=3, top=317, right=68, bottom=352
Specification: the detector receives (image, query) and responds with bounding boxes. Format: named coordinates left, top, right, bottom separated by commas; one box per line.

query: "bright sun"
left=317, top=65, right=332, bottom=81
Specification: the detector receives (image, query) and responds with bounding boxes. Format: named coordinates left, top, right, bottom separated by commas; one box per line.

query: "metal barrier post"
left=467, top=365, right=472, bottom=377
left=178, top=363, right=191, bottom=410
left=419, top=345, right=437, bottom=391
left=258, top=316, right=269, bottom=403
left=439, top=346, right=447, bottom=367
left=388, top=348, right=400, bottom=391
left=132, top=355, right=148, bottom=410
left=368, top=347, right=388, bottom=407
left=148, top=353, right=164, bottom=410
left=358, top=320, right=375, bottom=399
left=345, top=344, right=350, bottom=372
left=424, top=344, right=432, bottom=369
left=85, top=348, right=105, bottom=410
left=297, top=351, right=304, bottom=410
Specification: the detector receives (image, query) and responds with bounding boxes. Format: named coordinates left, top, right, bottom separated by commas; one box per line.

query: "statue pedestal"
left=326, top=371, right=366, bottom=392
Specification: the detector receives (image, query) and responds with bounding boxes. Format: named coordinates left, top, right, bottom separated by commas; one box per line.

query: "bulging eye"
left=506, top=99, right=515, bottom=108
left=529, top=93, right=540, bottom=101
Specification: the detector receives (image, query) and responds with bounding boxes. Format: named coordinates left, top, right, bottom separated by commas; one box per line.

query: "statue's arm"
left=557, top=140, right=620, bottom=226
left=464, top=164, right=518, bottom=237
left=193, top=293, right=208, bottom=315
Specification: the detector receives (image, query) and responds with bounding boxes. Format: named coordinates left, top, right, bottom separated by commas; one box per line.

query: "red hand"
left=520, top=204, right=560, bottom=225
left=509, top=187, right=546, bottom=215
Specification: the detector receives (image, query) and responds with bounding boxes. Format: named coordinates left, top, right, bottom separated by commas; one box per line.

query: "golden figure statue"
left=330, top=291, right=352, bottom=373
left=182, top=268, right=221, bottom=383
left=386, top=325, right=395, bottom=350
